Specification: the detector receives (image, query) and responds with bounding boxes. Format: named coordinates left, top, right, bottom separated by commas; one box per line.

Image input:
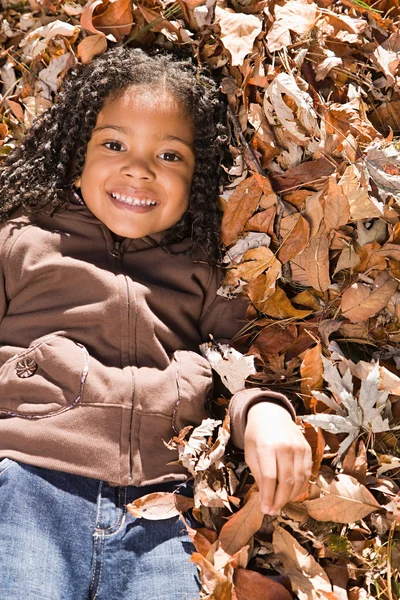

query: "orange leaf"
left=255, top=287, right=312, bottom=319
left=215, top=488, right=263, bottom=569
left=77, top=34, right=107, bottom=64
left=233, top=569, right=293, bottom=600
left=278, top=213, right=310, bottom=264
left=300, top=343, right=323, bottom=411
left=341, top=271, right=398, bottom=323
left=221, top=176, right=262, bottom=246
left=81, top=0, right=133, bottom=41
left=245, top=206, right=276, bottom=233
left=226, top=246, right=281, bottom=286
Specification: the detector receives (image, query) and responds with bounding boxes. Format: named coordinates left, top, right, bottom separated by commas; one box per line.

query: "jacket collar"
left=62, top=193, right=193, bottom=254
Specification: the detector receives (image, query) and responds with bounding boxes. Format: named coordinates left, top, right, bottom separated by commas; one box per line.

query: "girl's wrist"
left=246, top=400, right=293, bottom=424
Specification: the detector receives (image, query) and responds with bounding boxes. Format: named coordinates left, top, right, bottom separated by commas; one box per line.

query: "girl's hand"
left=244, top=402, right=312, bottom=515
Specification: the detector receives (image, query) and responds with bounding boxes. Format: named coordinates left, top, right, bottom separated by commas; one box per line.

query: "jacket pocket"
left=171, top=350, right=212, bottom=434
left=0, top=334, right=89, bottom=419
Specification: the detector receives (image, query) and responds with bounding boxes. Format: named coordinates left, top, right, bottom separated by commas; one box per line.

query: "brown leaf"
left=354, top=241, right=387, bottom=274
left=226, top=247, right=281, bottom=286
left=245, top=206, right=276, bottom=234
left=322, top=175, right=351, bottom=232
left=255, top=287, right=312, bottom=319
left=245, top=263, right=281, bottom=308
left=272, top=525, right=336, bottom=600
left=250, top=323, right=297, bottom=356
left=215, top=487, right=264, bottom=569
left=292, top=290, right=321, bottom=311
left=278, top=213, right=310, bottom=264
left=300, top=343, right=324, bottom=411
left=342, top=439, right=367, bottom=486
left=341, top=271, right=398, bottom=323
left=77, top=34, right=107, bottom=64
left=302, top=225, right=331, bottom=292
left=271, top=158, right=335, bottom=193
left=233, top=569, right=293, bottom=600
left=81, top=0, right=133, bottom=41
left=180, top=517, right=217, bottom=557
left=126, top=492, right=194, bottom=520
left=190, top=552, right=233, bottom=600
left=221, top=176, right=263, bottom=246
left=302, top=423, right=325, bottom=480
left=303, top=474, right=380, bottom=523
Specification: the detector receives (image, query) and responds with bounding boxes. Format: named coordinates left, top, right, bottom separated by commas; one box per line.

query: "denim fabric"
left=0, top=459, right=201, bottom=600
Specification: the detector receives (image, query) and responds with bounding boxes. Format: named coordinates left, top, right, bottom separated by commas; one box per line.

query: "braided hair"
left=0, top=46, right=228, bottom=264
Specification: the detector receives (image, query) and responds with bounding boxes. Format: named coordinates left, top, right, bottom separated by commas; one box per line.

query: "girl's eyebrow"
left=93, top=124, right=193, bottom=149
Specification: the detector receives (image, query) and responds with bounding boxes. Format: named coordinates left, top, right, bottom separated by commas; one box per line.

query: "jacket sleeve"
left=199, top=267, right=295, bottom=449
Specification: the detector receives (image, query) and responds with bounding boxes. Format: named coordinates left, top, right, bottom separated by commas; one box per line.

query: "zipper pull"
left=110, top=241, right=121, bottom=258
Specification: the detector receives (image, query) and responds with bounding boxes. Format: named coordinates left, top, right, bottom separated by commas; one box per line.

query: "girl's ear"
left=73, top=177, right=81, bottom=188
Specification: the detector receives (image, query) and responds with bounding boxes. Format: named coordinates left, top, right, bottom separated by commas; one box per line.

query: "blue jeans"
left=0, top=459, right=201, bottom=599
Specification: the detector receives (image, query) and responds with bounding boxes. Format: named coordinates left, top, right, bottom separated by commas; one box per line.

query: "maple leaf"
left=200, top=342, right=256, bottom=394
left=302, top=357, right=399, bottom=456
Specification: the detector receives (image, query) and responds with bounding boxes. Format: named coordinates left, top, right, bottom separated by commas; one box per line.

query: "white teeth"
left=110, top=192, right=157, bottom=207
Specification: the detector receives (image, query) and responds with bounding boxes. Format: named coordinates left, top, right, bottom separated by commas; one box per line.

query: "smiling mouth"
left=109, top=192, right=158, bottom=207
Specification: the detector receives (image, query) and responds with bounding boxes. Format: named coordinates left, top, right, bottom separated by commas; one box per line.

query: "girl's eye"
left=104, top=141, right=125, bottom=152
left=159, top=152, right=180, bottom=162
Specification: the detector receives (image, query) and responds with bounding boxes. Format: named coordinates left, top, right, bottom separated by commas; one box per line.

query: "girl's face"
left=78, top=86, right=196, bottom=239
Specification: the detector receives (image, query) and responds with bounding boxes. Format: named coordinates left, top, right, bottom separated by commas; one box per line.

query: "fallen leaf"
left=278, top=213, right=310, bottom=264
left=200, top=343, right=255, bottom=394
left=266, top=0, right=318, bottom=52
left=322, top=175, right=351, bottom=232
left=233, top=568, right=293, bottom=600
left=126, top=491, right=194, bottom=520
left=221, top=176, right=263, bottom=247
left=301, top=225, right=331, bottom=292
left=254, top=287, right=312, bottom=319
left=190, top=552, right=233, bottom=599
left=215, top=7, right=262, bottom=67
left=77, top=34, right=107, bottom=64
left=300, top=343, right=324, bottom=411
left=303, top=473, right=380, bottom=523
left=341, top=271, right=398, bottom=323
left=214, top=487, right=264, bottom=569
left=272, top=525, right=336, bottom=600
left=81, top=0, right=133, bottom=41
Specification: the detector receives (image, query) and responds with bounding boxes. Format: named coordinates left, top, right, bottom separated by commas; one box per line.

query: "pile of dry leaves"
left=1, top=0, right=400, bottom=597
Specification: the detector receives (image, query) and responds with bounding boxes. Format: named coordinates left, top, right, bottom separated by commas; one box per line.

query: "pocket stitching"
left=0, top=335, right=90, bottom=419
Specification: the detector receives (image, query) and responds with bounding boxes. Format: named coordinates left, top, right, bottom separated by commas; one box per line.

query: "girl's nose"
left=120, top=155, right=155, bottom=180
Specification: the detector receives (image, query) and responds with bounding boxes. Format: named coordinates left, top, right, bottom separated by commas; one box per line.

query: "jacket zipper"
left=109, top=239, right=134, bottom=483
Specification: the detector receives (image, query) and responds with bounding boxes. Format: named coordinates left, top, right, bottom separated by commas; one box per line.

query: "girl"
left=0, top=47, right=311, bottom=599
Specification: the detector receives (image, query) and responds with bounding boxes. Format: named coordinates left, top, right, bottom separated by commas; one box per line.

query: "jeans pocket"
left=0, top=458, right=14, bottom=476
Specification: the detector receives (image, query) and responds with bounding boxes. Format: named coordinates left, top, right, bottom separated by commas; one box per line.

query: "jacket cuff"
left=228, top=388, right=296, bottom=449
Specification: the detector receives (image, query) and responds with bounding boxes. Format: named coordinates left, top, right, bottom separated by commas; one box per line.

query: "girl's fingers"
left=290, top=449, right=308, bottom=502
left=269, top=447, right=294, bottom=514
left=259, top=451, right=278, bottom=514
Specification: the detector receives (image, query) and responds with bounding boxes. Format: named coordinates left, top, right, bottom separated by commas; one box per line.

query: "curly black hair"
left=0, top=46, right=228, bottom=264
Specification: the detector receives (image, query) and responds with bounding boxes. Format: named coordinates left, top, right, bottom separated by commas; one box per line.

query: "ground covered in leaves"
left=1, top=0, right=400, bottom=597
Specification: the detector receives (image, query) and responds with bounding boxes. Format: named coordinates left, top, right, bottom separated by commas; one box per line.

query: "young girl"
left=0, top=47, right=311, bottom=599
